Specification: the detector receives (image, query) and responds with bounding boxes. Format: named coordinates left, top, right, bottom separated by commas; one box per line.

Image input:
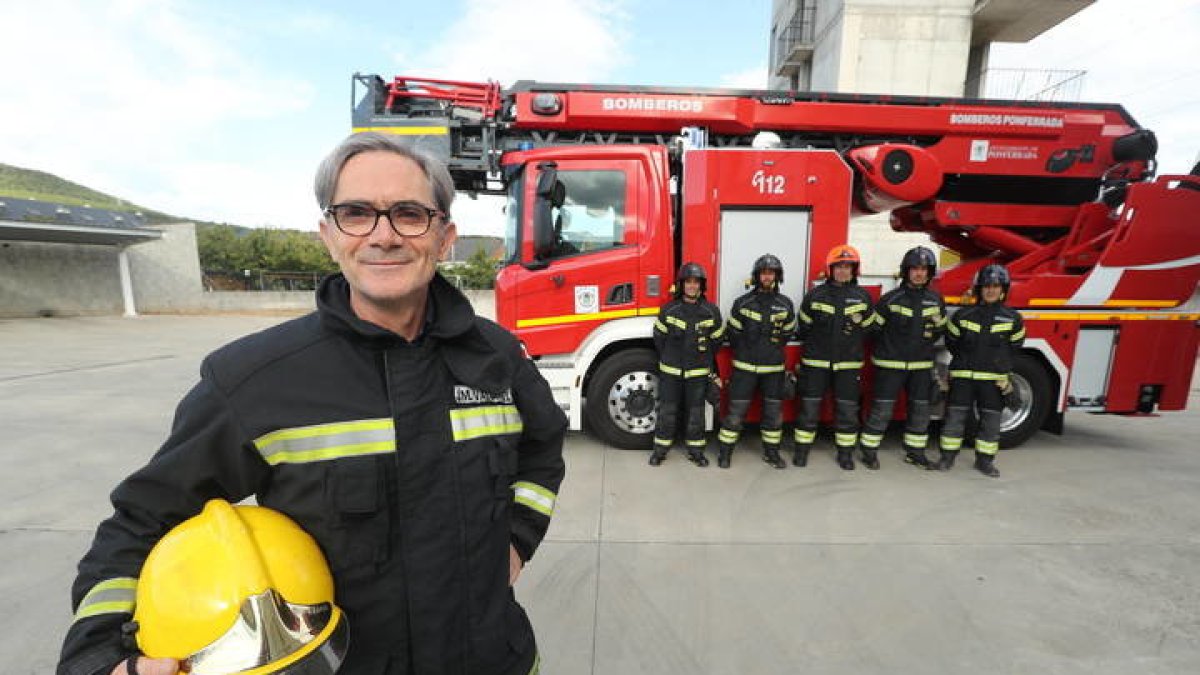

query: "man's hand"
left=509, top=544, right=524, bottom=586
left=111, top=656, right=178, bottom=675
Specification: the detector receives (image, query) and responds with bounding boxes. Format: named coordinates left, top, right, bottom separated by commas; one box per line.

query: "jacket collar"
left=317, top=272, right=476, bottom=345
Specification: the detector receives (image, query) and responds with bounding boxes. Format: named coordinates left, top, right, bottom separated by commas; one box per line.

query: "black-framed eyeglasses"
left=323, top=201, right=444, bottom=238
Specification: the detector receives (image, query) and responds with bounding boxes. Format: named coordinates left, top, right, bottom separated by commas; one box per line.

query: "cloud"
left=718, top=65, right=768, bottom=90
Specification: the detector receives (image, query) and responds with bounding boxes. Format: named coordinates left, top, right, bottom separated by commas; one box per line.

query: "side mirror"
left=533, top=163, right=563, bottom=260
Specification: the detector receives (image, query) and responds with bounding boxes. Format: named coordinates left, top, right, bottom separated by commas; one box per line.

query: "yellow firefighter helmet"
left=133, top=499, right=348, bottom=674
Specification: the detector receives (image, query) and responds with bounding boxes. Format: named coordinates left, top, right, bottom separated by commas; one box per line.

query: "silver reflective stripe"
left=74, top=577, right=137, bottom=621
left=254, top=419, right=395, bottom=465
left=512, top=481, right=556, bottom=516
left=450, top=405, right=523, bottom=442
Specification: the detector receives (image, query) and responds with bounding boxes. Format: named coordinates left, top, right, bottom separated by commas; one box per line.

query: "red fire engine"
left=351, top=73, right=1200, bottom=450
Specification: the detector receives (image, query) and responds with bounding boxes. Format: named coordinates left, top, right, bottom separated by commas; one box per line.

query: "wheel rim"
left=1000, top=372, right=1033, bottom=433
left=606, top=370, right=658, bottom=434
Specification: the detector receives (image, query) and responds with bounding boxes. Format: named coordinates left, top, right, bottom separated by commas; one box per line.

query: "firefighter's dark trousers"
left=939, top=377, right=1004, bottom=455
left=861, top=367, right=934, bottom=452
left=793, top=365, right=861, bottom=450
left=718, top=368, right=784, bottom=450
left=654, top=372, right=709, bottom=455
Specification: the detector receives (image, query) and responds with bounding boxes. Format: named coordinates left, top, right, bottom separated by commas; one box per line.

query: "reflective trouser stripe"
left=872, top=358, right=934, bottom=370
left=835, top=432, right=858, bottom=447
left=74, top=577, right=137, bottom=621
left=451, top=405, right=524, bottom=441
left=940, top=436, right=963, bottom=451
left=950, top=370, right=1007, bottom=381
left=660, top=363, right=712, bottom=379
left=684, top=368, right=711, bottom=378
left=719, top=428, right=740, bottom=443
left=833, top=361, right=863, bottom=371
left=654, top=436, right=672, bottom=447
left=762, top=429, right=782, bottom=444
left=733, top=361, right=784, bottom=373
left=659, top=363, right=682, bottom=376
left=976, top=439, right=999, bottom=454
left=802, top=359, right=863, bottom=370
left=254, top=418, right=395, bottom=465
left=686, top=438, right=707, bottom=448
left=904, top=433, right=928, bottom=448
left=1011, top=329, right=1026, bottom=341
left=860, top=433, right=884, bottom=448
left=512, top=481, right=556, bottom=517
left=802, top=358, right=830, bottom=368
left=793, top=429, right=816, bottom=444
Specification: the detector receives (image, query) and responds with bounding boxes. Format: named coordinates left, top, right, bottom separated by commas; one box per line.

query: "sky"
left=1, top=0, right=1196, bottom=237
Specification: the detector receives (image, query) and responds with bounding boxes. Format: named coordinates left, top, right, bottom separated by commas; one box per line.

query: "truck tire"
left=584, top=349, right=659, bottom=449
left=999, top=352, right=1053, bottom=449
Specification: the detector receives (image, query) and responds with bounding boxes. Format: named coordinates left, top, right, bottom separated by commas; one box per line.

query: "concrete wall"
left=0, top=240, right=125, bottom=317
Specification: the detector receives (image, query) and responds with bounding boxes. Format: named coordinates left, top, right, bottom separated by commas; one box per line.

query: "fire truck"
left=350, top=73, right=1200, bottom=450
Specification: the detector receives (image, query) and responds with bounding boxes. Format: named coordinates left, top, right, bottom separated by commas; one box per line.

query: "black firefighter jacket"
left=59, top=273, right=567, bottom=675
left=653, top=297, right=724, bottom=378
left=794, top=280, right=880, bottom=369
left=726, top=288, right=796, bottom=372
left=870, top=284, right=947, bottom=369
left=945, top=302, right=1026, bottom=378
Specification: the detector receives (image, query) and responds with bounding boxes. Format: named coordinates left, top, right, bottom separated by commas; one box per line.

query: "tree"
left=443, top=247, right=499, bottom=289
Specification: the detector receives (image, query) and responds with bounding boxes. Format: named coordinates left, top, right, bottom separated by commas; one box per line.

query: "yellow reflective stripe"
left=654, top=320, right=668, bottom=333
left=921, top=306, right=941, bottom=317
left=352, top=125, right=450, bottom=136
left=740, top=307, right=763, bottom=321
left=659, top=363, right=682, bottom=376
left=991, top=323, right=1013, bottom=333
left=710, top=325, right=726, bottom=339
left=794, top=429, right=816, bottom=443
left=665, top=315, right=688, bottom=330
left=862, top=313, right=881, bottom=327
left=512, top=481, right=556, bottom=517
left=903, top=433, right=928, bottom=447
left=1011, top=328, right=1026, bottom=341
left=654, top=436, right=672, bottom=447
left=697, top=319, right=715, bottom=328
left=733, top=361, right=783, bottom=373
left=684, top=367, right=711, bottom=378
left=761, top=429, right=783, bottom=443
left=516, top=306, right=655, bottom=328
left=946, top=321, right=961, bottom=336
left=802, top=358, right=831, bottom=368
left=950, top=370, right=1007, bottom=381
left=835, top=432, right=859, bottom=446
left=833, top=361, right=864, bottom=370
left=1021, top=311, right=1200, bottom=321
left=450, top=405, right=523, bottom=442
left=74, top=577, right=137, bottom=621
left=888, top=304, right=914, bottom=317
left=782, top=318, right=797, bottom=331
left=728, top=316, right=743, bottom=330
left=960, top=320, right=982, bottom=332
left=940, top=436, right=963, bottom=451
left=255, top=418, right=394, bottom=465
left=719, top=428, right=740, bottom=443
left=845, top=303, right=869, bottom=314
left=810, top=302, right=836, bottom=314
left=874, top=357, right=935, bottom=370
left=860, top=433, right=884, bottom=448
left=799, top=311, right=814, bottom=324
left=770, top=311, right=790, bottom=321
left=686, top=438, right=707, bottom=447
left=976, top=439, right=999, bottom=454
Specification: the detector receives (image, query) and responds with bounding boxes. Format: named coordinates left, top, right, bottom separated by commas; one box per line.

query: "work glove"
left=998, top=377, right=1020, bottom=409
left=705, top=373, right=723, bottom=406
left=781, top=371, right=797, bottom=400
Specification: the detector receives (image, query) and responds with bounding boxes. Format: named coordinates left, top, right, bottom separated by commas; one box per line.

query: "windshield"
left=503, top=172, right=524, bottom=264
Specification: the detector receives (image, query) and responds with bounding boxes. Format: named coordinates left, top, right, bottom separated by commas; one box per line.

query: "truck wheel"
left=584, top=349, right=659, bottom=449
left=999, top=352, right=1053, bottom=449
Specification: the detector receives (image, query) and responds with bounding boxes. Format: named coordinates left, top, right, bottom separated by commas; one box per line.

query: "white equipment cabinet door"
left=716, top=209, right=811, bottom=318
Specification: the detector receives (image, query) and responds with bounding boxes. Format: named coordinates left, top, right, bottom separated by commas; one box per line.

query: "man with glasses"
left=59, top=132, right=567, bottom=675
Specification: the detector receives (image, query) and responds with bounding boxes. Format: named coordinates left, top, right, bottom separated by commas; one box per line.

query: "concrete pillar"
left=117, top=246, right=137, bottom=317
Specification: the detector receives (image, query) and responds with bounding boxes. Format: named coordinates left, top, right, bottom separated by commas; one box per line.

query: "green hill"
left=0, top=162, right=185, bottom=223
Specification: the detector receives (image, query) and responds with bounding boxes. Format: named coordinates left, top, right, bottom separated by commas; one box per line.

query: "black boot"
left=974, top=452, right=1000, bottom=478
left=792, top=446, right=809, bottom=467
left=648, top=449, right=668, bottom=466
left=717, top=444, right=733, bottom=469
left=860, top=448, right=880, bottom=470
left=687, top=450, right=710, bottom=467
left=933, top=450, right=958, bottom=471
left=903, top=448, right=931, bottom=468
left=762, top=446, right=786, bottom=469
left=836, top=449, right=855, bottom=470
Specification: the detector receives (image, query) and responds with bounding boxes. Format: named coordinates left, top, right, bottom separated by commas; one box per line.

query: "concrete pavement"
left=3, top=314, right=1198, bottom=674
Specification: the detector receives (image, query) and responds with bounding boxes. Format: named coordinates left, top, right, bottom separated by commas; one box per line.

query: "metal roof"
left=0, top=197, right=162, bottom=245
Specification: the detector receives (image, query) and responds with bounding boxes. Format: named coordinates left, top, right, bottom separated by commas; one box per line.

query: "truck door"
left=510, top=157, right=645, bottom=356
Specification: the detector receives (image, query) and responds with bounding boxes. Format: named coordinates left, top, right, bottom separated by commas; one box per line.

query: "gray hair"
left=313, top=132, right=456, bottom=219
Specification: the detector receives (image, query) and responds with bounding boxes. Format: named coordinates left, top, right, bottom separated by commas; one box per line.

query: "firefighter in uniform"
left=715, top=254, right=796, bottom=469
left=793, top=245, right=881, bottom=470
left=936, top=263, right=1025, bottom=477
left=58, top=133, right=566, bottom=675
left=650, top=262, right=724, bottom=467
left=859, top=246, right=946, bottom=468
